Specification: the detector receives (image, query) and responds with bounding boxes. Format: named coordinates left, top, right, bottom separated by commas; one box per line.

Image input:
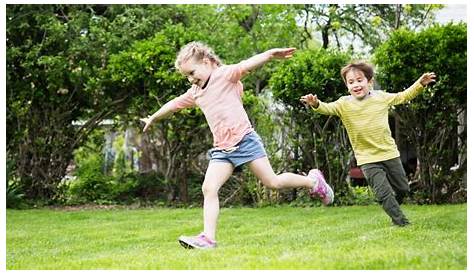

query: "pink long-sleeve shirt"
left=170, top=63, right=254, bottom=149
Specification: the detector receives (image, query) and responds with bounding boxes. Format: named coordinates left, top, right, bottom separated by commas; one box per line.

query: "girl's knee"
left=202, top=183, right=219, bottom=197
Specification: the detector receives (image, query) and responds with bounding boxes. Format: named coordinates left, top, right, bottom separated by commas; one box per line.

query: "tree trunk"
left=394, top=4, right=402, bottom=29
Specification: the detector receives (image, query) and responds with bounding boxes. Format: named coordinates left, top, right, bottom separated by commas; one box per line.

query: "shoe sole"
left=178, top=238, right=216, bottom=249
left=178, top=239, right=195, bottom=249
left=324, top=183, right=334, bottom=205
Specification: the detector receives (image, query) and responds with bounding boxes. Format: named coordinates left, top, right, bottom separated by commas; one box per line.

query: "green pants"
left=360, top=157, right=410, bottom=226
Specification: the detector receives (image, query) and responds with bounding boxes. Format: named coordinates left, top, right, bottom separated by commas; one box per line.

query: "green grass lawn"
left=6, top=204, right=466, bottom=270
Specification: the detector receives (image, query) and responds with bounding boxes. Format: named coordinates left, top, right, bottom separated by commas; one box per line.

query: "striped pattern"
left=312, top=81, right=424, bottom=165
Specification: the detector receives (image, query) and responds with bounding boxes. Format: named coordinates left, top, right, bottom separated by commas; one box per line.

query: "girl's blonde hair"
left=175, top=41, right=222, bottom=73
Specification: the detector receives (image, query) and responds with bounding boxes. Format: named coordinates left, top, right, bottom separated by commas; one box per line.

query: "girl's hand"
left=269, top=48, right=296, bottom=59
left=300, top=94, right=319, bottom=107
left=140, top=116, right=154, bottom=132
left=419, top=72, right=437, bottom=87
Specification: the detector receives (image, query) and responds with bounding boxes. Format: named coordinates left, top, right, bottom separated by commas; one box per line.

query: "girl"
left=141, top=41, right=334, bottom=249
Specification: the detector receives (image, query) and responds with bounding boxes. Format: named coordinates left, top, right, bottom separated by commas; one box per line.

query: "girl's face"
left=345, top=69, right=372, bottom=100
left=180, top=58, right=216, bottom=88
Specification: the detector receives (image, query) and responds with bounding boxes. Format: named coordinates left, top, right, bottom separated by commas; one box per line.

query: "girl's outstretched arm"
left=240, top=48, right=296, bottom=72
left=141, top=100, right=176, bottom=132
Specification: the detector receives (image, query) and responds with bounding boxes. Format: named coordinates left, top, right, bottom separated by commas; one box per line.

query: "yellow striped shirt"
left=312, top=81, right=425, bottom=165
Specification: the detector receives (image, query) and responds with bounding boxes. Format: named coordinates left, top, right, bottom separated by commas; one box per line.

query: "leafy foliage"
left=6, top=181, right=27, bottom=209
left=7, top=4, right=463, bottom=206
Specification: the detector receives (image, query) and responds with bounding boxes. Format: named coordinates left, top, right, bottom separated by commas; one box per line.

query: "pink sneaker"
left=308, top=169, right=334, bottom=205
left=178, top=233, right=217, bottom=249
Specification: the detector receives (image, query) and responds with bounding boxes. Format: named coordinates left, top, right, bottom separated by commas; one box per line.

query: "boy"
left=300, top=62, right=436, bottom=226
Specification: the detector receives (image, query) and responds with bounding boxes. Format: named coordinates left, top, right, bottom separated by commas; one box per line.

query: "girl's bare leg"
left=202, top=161, right=234, bottom=241
left=248, top=157, right=314, bottom=189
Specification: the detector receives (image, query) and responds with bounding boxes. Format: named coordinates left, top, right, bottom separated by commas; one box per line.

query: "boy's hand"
left=300, top=94, right=319, bottom=107
left=140, top=116, right=154, bottom=132
left=269, top=48, right=296, bottom=59
left=418, top=72, right=436, bottom=87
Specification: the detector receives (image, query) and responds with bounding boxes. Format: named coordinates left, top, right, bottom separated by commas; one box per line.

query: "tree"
left=6, top=4, right=182, bottom=200
left=299, top=4, right=442, bottom=53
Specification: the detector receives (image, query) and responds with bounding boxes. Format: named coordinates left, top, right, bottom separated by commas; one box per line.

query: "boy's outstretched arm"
left=388, top=72, right=437, bottom=106
left=141, top=100, right=176, bottom=132
left=240, top=48, right=296, bottom=72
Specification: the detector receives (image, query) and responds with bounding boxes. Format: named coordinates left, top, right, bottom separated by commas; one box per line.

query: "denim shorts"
left=207, top=131, right=267, bottom=169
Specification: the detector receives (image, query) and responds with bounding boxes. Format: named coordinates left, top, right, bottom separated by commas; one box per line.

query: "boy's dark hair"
left=340, top=62, right=374, bottom=84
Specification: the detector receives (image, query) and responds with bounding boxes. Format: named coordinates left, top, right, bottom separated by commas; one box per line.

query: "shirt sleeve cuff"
left=416, top=80, right=425, bottom=89
left=310, top=104, right=320, bottom=111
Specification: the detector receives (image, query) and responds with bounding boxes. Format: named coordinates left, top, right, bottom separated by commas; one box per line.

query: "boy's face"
left=345, top=69, right=372, bottom=100
left=180, top=58, right=215, bottom=88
